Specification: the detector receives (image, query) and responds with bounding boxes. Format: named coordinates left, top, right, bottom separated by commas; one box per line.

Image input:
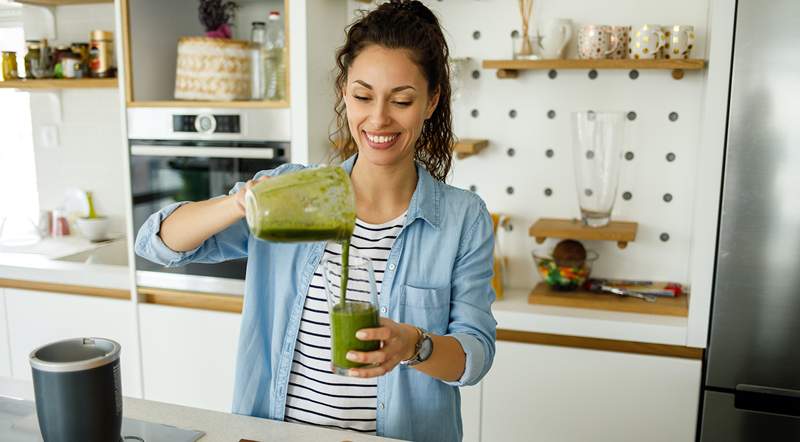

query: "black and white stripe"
left=284, top=213, right=406, bottom=434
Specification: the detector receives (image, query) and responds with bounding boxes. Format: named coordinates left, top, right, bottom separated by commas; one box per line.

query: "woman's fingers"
left=355, top=326, right=391, bottom=341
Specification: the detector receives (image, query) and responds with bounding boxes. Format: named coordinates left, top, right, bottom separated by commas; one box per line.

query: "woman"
left=135, top=1, right=496, bottom=441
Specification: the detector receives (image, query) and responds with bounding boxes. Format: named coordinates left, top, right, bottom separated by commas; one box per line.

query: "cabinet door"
left=481, top=341, right=701, bottom=442
left=4, top=289, right=141, bottom=397
left=0, top=289, right=11, bottom=378
left=461, top=382, right=482, bottom=442
left=138, top=303, right=240, bottom=413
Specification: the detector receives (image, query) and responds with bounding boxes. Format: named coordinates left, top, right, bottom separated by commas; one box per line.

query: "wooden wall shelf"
left=127, top=100, right=289, bottom=109
left=529, top=282, right=688, bottom=317
left=14, top=0, right=112, bottom=5
left=453, top=138, right=489, bottom=159
left=530, top=218, right=637, bottom=249
left=0, top=78, right=117, bottom=89
left=482, top=59, right=706, bottom=80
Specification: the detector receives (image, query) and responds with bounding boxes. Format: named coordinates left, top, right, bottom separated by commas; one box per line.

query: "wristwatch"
left=400, top=327, right=433, bottom=367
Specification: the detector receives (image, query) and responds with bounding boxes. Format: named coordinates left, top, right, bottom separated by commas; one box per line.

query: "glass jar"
left=30, top=39, right=53, bottom=79
left=24, top=41, right=41, bottom=79
left=71, top=42, right=90, bottom=78
left=61, top=53, right=82, bottom=79
left=89, top=30, right=115, bottom=78
left=52, top=45, right=71, bottom=79
left=1, top=52, right=18, bottom=81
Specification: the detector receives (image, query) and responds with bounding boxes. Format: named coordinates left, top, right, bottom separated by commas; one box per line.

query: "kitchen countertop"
left=0, top=378, right=400, bottom=442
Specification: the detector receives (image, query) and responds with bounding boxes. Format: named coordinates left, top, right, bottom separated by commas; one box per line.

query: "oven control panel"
left=173, top=113, right=241, bottom=134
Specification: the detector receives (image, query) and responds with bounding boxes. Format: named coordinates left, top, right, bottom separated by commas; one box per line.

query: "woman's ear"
left=425, top=88, right=440, bottom=119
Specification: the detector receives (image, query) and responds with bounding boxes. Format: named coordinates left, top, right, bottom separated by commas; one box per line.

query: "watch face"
left=418, top=335, right=434, bottom=362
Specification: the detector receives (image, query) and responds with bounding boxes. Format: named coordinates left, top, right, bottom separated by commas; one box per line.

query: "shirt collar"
left=340, top=154, right=440, bottom=229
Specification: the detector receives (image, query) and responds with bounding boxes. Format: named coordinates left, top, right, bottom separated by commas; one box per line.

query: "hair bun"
left=388, top=0, right=438, bottom=26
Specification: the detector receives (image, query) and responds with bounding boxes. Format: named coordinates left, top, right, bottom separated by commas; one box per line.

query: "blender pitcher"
left=244, top=166, right=356, bottom=242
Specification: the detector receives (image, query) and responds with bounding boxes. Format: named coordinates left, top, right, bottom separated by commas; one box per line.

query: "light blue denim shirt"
left=134, top=155, right=497, bottom=442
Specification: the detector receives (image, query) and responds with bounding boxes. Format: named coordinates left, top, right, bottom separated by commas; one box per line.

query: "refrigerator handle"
left=735, top=384, right=800, bottom=417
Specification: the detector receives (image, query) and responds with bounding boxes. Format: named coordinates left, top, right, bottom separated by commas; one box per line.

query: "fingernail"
left=346, top=352, right=357, bottom=361
left=356, top=331, right=367, bottom=339
left=349, top=369, right=358, bottom=377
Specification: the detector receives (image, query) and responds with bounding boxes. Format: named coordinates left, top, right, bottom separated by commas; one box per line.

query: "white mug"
left=629, top=24, right=666, bottom=59
left=540, top=18, right=573, bottom=59
left=662, top=25, right=696, bottom=59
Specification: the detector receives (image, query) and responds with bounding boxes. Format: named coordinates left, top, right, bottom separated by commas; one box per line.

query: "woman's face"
left=344, top=45, right=439, bottom=169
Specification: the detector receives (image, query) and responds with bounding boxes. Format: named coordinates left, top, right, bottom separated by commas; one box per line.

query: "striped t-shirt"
left=283, top=212, right=406, bottom=434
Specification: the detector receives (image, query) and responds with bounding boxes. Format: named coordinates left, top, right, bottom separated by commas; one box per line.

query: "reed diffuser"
left=516, top=0, right=535, bottom=58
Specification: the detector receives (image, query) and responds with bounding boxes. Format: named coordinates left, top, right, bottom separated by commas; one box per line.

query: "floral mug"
left=629, top=24, right=666, bottom=59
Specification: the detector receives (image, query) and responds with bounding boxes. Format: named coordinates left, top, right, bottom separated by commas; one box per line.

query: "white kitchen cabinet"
left=461, top=382, right=482, bottom=442
left=138, top=303, right=240, bottom=413
left=0, top=289, right=11, bottom=378
left=3, top=288, right=141, bottom=397
left=481, top=341, right=701, bottom=442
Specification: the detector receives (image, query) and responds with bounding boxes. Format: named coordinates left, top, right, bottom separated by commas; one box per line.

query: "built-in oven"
left=127, top=107, right=290, bottom=294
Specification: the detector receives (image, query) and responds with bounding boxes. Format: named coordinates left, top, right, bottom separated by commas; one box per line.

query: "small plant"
left=198, top=0, right=239, bottom=38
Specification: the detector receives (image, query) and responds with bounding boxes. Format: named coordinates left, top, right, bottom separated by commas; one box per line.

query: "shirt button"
left=388, top=263, right=396, bottom=271
left=380, top=306, right=387, bottom=315
left=379, top=402, right=385, bottom=410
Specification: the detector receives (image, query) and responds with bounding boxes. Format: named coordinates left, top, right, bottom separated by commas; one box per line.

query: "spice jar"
left=89, top=30, right=115, bottom=78
left=24, top=41, right=41, bottom=79
left=1, top=51, right=18, bottom=81
left=61, top=53, right=82, bottom=79
left=52, top=45, right=71, bottom=79
left=70, top=42, right=89, bottom=78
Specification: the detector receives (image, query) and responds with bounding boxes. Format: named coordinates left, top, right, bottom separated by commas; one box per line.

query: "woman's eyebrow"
left=352, top=80, right=416, bottom=93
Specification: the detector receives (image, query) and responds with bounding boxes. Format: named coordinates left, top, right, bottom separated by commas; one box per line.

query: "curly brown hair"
left=330, top=0, right=453, bottom=182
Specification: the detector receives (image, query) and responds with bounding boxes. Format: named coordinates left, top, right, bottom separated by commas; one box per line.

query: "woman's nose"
left=369, top=101, right=391, bottom=126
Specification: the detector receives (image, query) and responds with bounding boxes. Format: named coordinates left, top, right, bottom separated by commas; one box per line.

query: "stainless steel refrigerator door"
left=701, top=391, right=800, bottom=441
left=706, top=0, right=800, bottom=391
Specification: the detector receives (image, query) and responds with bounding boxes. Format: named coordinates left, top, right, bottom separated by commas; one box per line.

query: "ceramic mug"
left=540, top=18, right=573, bottom=59
left=608, top=26, right=631, bottom=59
left=662, top=25, right=696, bottom=59
left=629, top=24, right=666, bottom=59
left=578, top=25, right=618, bottom=60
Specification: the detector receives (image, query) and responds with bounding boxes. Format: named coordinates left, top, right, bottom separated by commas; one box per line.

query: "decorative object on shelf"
left=198, top=0, right=239, bottom=39
left=513, top=0, right=539, bottom=60
left=490, top=213, right=509, bottom=300
left=662, top=25, right=695, bottom=59
left=577, top=25, right=618, bottom=60
left=532, top=239, right=598, bottom=291
left=1, top=51, right=19, bottom=81
left=529, top=218, right=638, bottom=249
left=89, top=30, right=115, bottom=78
left=539, top=18, right=572, bottom=59
left=174, top=37, right=252, bottom=101
left=453, top=138, right=489, bottom=159
left=629, top=24, right=666, bottom=60
left=571, top=110, right=626, bottom=227
left=608, top=26, right=631, bottom=59
left=448, top=57, right=470, bottom=102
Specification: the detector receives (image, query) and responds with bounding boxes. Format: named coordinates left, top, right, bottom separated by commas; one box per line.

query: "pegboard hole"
left=507, top=147, right=516, bottom=157
left=544, top=188, right=553, bottom=197
left=627, top=111, right=637, bottom=121
left=548, top=69, right=557, bottom=79
left=469, top=185, right=477, bottom=192
left=629, top=69, right=639, bottom=80
left=509, top=109, right=517, bottom=119
left=625, top=151, right=635, bottom=161
left=585, top=150, right=595, bottom=159
left=506, top=186, right=515, bottom=195
left=545, top=148, right=554, bottom=158
left=547, top=110, right=556, bottom=119
left=622, top=191, right=633, bottom=201
left=471, top=70, right=480, bottom=79
left=588, top=69, right=598, bottom=79
left=660, top=233, right=670, bottom=242
left=471, top=109, right=479, bottom=118
left=669, top=111, right=679, bottom=122
left=473, top=30, right=481, bottom=40
left=663, top=193, right=673, bottom=203
left=666, top=152, right=677, bottom=162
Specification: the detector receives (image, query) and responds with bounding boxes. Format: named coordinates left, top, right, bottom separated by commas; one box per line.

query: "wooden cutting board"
left=528, top=282, right=689, bottom=317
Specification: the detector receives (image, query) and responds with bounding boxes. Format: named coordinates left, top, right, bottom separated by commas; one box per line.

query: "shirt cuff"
left=137, top=201, right=201, bottom=266
left=443, top=332, right=485, bottom=387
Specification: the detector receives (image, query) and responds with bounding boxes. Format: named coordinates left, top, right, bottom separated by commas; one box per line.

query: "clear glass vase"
left=570, top=111, right=626, bottom=227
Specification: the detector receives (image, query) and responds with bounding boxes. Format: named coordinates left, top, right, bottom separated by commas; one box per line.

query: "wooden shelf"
left=0, top=78, right=118, bottom=89
left=14, top=0, right=112, bottom=5
left=483, top=58, right=706, bottom=80
left=453, top=138, right=488, bottom=159
left=529, top=282, right=689, bottom=317
left=127, top=100, right=290, bottom=109
left=530, top=218, right=637, bottom=249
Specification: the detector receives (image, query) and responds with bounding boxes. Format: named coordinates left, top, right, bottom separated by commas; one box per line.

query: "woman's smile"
left=363, top=130, right=401, bottom=150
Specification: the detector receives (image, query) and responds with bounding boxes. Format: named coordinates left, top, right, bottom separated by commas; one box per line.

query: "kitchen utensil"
left=75, top=216, right=111, bottom=241
left=540, top=18, right=573, bottom=59
left=629, top=24, right=666, bottom=59
left=245, top=166, right=355, bottom=243
left=608, top=26, right=631, bottom=59
left=577, top=25, right=618, bottom=59
left=532, top=250, right=598, bottom=291
left=30, top=337, right=122, bottom=442
left=571, top=111, right=626, bottom=227
left=662, top=25, right=696, bottom=59
left=585, top=280, right=657, bottom=302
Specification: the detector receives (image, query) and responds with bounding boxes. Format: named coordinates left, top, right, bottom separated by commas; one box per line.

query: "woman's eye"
left=354, top=96, right=370, bottom=101
left=393, top=102, right=412, bottom=107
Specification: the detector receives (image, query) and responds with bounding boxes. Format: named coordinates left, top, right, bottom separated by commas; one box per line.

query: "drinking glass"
left=322, top=254, right=381, bottom=376
left=571, top=111, right=626, bottom=227
left=245, top=166, right=355, bottom=242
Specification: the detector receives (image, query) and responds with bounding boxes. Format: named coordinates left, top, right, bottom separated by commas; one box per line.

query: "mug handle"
left=655, top=29, right=667, bottom=51
left=685, top=30, right=696, bottom=57
left=604, top=31, right=620, bottom=56
left=559, top=24, right=573, bottom=57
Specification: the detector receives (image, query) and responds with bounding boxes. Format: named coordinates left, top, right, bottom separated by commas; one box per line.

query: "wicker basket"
left=174, top=37, right=253, bottom=101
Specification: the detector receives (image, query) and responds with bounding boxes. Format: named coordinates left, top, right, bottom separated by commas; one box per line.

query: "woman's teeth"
left=366, top=133, right=398, bottom=144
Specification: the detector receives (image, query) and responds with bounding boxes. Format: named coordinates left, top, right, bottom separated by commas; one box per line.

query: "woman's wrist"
left=401, top=324, right=422, bottom=361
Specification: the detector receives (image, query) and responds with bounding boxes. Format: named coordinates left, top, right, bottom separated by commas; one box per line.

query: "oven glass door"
left=130, top=141, right=287, bottom=283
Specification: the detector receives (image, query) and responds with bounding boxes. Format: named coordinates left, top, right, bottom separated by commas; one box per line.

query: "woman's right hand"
left=233, top=176, right=269, bottom=217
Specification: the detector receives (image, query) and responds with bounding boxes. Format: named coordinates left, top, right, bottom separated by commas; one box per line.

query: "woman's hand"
left=346, top=318, right=419, bottom=378
left=233, top=176, right=269, bottom=217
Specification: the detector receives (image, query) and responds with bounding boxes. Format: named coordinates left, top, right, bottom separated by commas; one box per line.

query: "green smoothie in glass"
left=330, top=300, right=380, bottom=373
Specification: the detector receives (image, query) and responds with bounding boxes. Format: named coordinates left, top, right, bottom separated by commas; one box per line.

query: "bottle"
left=250, top=21, right=266, bottom=100
left=265, top=11, right=286, bottom=101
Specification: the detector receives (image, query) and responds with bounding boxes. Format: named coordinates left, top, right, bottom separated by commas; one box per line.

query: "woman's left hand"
left=346, top=317, right=419, bottom=378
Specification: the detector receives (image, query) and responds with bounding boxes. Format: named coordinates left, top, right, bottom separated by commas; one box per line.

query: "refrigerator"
left=699, top=0, right=800, bottom=440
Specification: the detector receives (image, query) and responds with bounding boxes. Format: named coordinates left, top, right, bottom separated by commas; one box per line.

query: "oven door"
left=130, top=140, right=287, bottom=294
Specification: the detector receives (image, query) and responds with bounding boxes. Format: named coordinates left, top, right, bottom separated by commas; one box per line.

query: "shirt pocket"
left=399, top=284, right=451, bottom=336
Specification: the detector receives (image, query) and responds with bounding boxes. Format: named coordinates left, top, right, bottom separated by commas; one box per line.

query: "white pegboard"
left=346, top=0, right=711, bottom=291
